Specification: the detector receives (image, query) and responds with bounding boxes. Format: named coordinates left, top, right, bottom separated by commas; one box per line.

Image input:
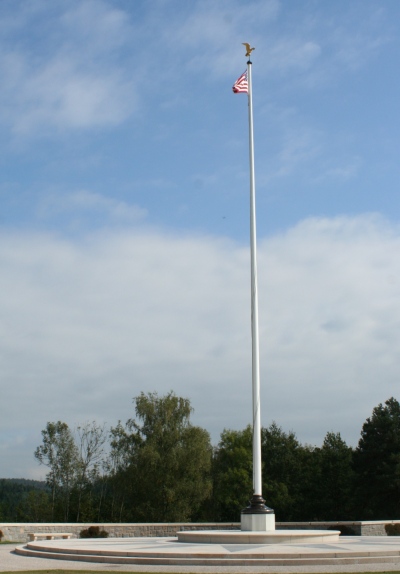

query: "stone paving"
left=3, top=537, right=400, bottom=573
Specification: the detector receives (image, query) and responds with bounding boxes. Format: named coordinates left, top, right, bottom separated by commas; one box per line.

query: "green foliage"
left=80, top=525, right=109, bottom=538
left=2, top=393, right=397, bottom=524
left=354, top=397, right=400, bottom=519
left=262, top=422, right=304, bottom=520
left=211, top=426, right=253, bottom=520
left=74, top=421, right=107, bottom=522
left=0, top=479, right=49, bottom=521
left=208, top=421, right=355, bottom=523
left=385, top=523, right=400, bottom=536
left=311, top=432, right=355, bottom=520
left=34, top=421, right=79, bottom=521
left=32, top=420, right=109, bottom=522
left=16, top=490, right=52, bottom=522
left=328, top=524, right=356, bottom=535
left=110, top=391, right=212, bottom=522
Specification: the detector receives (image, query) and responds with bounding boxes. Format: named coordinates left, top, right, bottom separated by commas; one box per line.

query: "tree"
left=0, top=479, right=49, bottom=522
left=212, top=422, right=322, bottom=523
left=211, top=426, right=253, bottom=521
left=261, top=422, right=306, bottom=521
left=34, top=421, right=79, bottom=521
left=74, top=421, right=107, bottom=522
left=312, top=432, right=354, bottom=520
left=17, top=490, right=52, bottom=522
left=110, top=391, right=212, bottom=522
left=353, top=397, right=400, bottom=519
left=104, top=422, right=134, bottom=522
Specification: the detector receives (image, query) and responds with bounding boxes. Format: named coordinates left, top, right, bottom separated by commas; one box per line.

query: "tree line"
left=1, top=392, right=400, bottom=523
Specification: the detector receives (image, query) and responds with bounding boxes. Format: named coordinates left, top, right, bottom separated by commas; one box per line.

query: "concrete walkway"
left=4, top=537, right=400, bottom=573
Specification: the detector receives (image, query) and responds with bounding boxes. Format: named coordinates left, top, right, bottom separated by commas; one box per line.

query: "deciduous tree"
left=110, top=391, right=212, bottom=521
left=34, top=421, right=78, bottom=521
left=262, top=422, right=304, bottom=520
left=74, top=421, right=107, bottom=522
left=211, top=426, right=253, bottom=521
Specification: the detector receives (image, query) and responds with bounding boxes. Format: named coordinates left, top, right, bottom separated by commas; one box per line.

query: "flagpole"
left=239, top=47, right=275, bottom=532
left=247, top=56, right=262, bottom=499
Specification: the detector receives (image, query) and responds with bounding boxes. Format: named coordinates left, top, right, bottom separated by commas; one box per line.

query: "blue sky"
left=2, top=0, right=400, bottom=479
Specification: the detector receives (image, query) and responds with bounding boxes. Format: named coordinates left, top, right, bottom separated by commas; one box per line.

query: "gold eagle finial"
left=242, top=42, right=255, bottom=58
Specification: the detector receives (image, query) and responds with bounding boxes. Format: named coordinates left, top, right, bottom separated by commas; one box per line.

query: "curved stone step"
left=14, top=536, right=400, bottom=567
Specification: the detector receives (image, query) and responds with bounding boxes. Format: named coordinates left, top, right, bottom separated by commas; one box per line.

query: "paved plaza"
left=4, top=536, right=400, bottom=573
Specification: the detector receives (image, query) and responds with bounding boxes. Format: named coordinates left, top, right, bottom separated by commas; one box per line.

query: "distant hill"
left=0, top=478, right=49, bottom=522
left=0, top=478, right=47, bottom=489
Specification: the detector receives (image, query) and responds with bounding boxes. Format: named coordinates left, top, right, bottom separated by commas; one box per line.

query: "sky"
left=1, top=0, right=400, bottom=480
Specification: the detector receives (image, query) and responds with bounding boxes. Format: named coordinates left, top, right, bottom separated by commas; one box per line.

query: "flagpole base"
left=241, top=495, right=275, bottom=531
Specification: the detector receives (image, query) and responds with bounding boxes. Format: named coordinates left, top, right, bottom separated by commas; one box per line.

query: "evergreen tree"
left=354, top=397, right=400, bottom=519
left=313, top=432, right=354, bottom=520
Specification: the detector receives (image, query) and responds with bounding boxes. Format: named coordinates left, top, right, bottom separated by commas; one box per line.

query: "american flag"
left=232, top=70, right=248, bottom=94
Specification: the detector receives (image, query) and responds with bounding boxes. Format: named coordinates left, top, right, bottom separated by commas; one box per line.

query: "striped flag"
left=232, top=70, right=248, bottom=94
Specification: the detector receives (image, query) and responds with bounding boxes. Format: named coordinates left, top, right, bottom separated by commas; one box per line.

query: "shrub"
left=79, top=526, right=109, bottom=539
left=337, top=525, right=356, bottom=536
left=385, top=523, right=400, bottom=536
left=328, top=524, right=356, bottom=536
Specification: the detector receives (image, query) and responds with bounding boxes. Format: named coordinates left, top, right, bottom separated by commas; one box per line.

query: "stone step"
left=14, top=538, right=400, bottom=567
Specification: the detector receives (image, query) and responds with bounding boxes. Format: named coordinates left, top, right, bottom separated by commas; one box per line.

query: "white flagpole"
left=247, top=58, right=262, bottom=498
left=240, top=46, right=275, bottom=532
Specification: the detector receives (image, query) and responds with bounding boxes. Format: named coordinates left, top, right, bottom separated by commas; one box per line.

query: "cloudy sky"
left=2, top=0, right=400, bottom=479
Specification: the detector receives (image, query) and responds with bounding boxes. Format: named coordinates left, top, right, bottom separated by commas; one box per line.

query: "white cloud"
left=312, top=156, right=363, bottom=183
left=0, top=0, right=137, bottom=135
left=329, top=6, right=390, bottom=71
left=260, top=214, right=400, bottom=435
left=17, top=60, right=134, bottom=133
left=164, top=0, right=280, bottom=76
left=275, top=127, right=322, bottom=177
left=2, top=214, right=400, bottom=477
left=172, top=0, right=386, bottom=84
left=266, top=39, right=321, bottom=73
left=257, top=119, right=323, bottom=181
left=39, top=190, right=147, bottom=225
left=0, top=0, right=390, bottom=141
left=60, top=0, right=131, bottom=52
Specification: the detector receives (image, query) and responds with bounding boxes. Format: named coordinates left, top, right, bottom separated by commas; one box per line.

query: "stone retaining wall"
left=359, top=522, right=396, bottom=536
left=1, top=520, right=399, bottom=542
left=278, top=521, right=400, bottom=536
left=0, top=523, right=240, bottom=542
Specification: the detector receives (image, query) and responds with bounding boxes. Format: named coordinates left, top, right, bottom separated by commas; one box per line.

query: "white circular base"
left=177, top=529, right=340, bottom=544
left=241, top=512, right=275, bottom=531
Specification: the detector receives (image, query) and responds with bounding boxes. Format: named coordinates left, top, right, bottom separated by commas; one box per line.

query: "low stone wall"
left=359, top=521, right=399, bottom=536
left=0, top=523, right=240, bottom=543
left=1, top=520, right=399, bottom=542
left=278, top=521, right=400, bottom=536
